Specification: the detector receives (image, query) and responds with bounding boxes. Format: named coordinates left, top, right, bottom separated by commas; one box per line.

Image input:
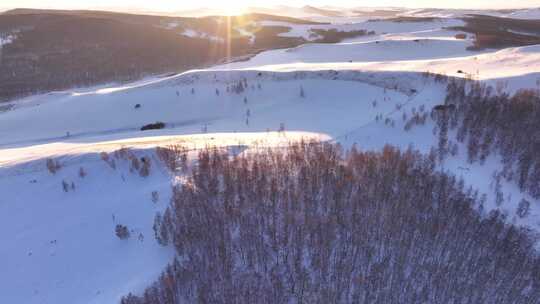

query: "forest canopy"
left=122, top=142, right=540, bottom=304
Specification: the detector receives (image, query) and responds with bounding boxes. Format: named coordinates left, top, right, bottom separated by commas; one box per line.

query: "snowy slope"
left=0, top=131, right=327, bottom=304
left=217, top=38, right=479, bottom=66
left=506, top=8, right=540, bottom=20
left=216, top=43, right=540, bottom=93
left=212, top=19, right=481, bottom=69
left=256, top=18, right=464, bottom=41
left=402, top=8, right=540, bottom=20
left=0, top=35, right=14, bottom=46
left=0, top=149, right=175, bottom=304
left=176, top=6, right=540, bottom=21
left=1, top=13, right=540, bottom=304
left=0, top=72, right=409, bottom=147
left=244, top=6, right=540, bottom=21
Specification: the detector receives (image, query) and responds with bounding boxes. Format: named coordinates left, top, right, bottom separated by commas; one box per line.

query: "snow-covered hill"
left=506, top=8, right=540, bottom=20
left=1, top=14, right=540, bottom=304
left=175, top=6, right=540, bottom=22
left=0, top=131, right=326, bottom=303
left=217, top=44, right=540, bottom=92
left=248, top=6, right=540, bottom=21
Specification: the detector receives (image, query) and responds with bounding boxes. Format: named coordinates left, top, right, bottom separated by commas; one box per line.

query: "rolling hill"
left=1, top=7, right=540, bottom=304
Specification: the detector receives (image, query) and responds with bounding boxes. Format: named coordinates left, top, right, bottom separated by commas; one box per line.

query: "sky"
left=1, top=0, right=540, bottom=12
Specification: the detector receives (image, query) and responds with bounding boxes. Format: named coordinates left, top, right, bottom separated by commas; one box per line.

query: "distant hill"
left=0, top=9, right=324, bottom=102
left=301, top=5, right=344, bottom=17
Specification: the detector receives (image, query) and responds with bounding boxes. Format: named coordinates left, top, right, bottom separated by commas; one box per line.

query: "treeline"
left=0, top=11, right=304, bottom=102
left=249, top=26, right=305, bottom=50
left=438, top=79, right=540, bottom=199
left=0, top=14, right=240, bottom=102
left=0, top=10, right=368, bottom=102
left=448, top=15, right=540, bottom=49
left=122, top=142, right=539, bottom=303
left=310, top=29, right=375, bottom=43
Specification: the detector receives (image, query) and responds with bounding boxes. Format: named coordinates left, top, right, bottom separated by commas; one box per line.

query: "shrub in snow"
left=78, top=167, right=87, bottom=178
left=152, top=212, right=169, bottom=246
left=61, top=180, right=69, bottom=192
left=140, top=122, right=165, bottom=131
left=139, top=157, right=151, bottom=177
left=516, top=199, right=531, bottom=218
left=230, top=80, right=246, bottom=94
left=156, top=144, right=187, bottom=172
left=115, top=224, right=130, bottom=240
left=100, top=152, right=116, bottom=170
left=151, top=191, right=159, bottom=203
left=46, top=158, right=61, bottom=174
left=114, top=147, right=132, bottom=160
left=450, top=142, right=459, bottom=157
left=404, top=112, right=428, bottom=131
left=130, top=157, right=140, bottom=172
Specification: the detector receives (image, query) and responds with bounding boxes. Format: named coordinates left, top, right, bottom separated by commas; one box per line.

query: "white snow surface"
left=241, top=6, right=540, bottom=21
left=505, top=8, right=540, bottom=20
left=182, top=29, right=224, bottom=42
left=215, top=43, right=540, bottom=93
left=0, top=34, right=15, bottom=46
left=257, top=18, right=464, bottom=41
left=174, top=6, right=540, bottom=21
left=402, top=7, right=540, bottom=20
left=0, top=150, right=175, bottom=304
left=1, top=14, right=540, bottom=304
